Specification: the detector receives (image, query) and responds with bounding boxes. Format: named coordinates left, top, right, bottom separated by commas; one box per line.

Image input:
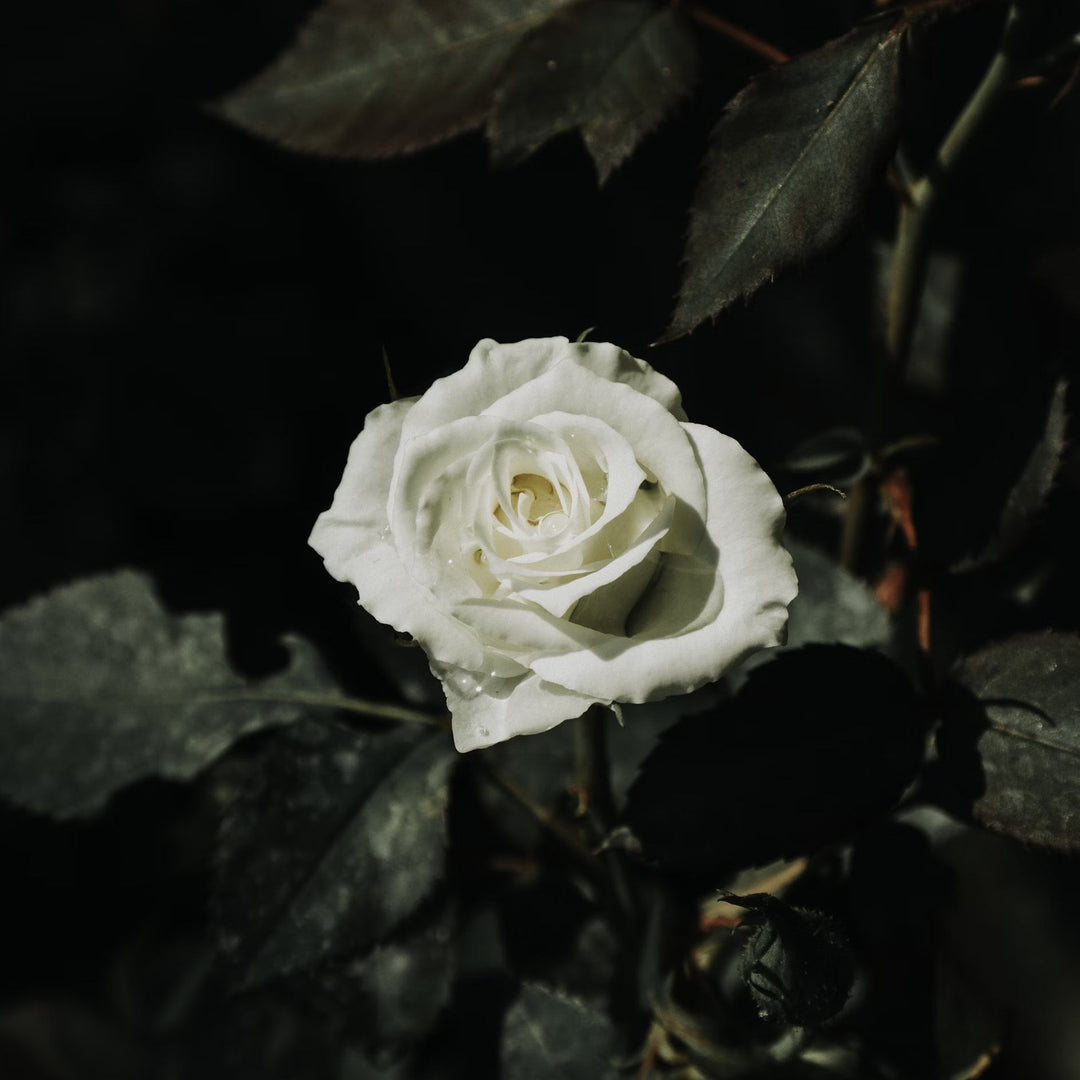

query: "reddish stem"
left=677, top=3, right=789, bottom=65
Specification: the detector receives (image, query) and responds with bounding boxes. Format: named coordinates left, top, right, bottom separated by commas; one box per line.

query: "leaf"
left=784, top=538, right=893, bottom=653
left=623, top=646, right=924, bottom=875
left=727, top=892, right=855, bottom=1027
left=782, top=427, right=870, bottom=487
left=343, top=916, right=455, bottom=1051
left=662, top=20, right=903, bottom=340
left=936, top=632, right=1080, bottom=851
left=488, top=0, right=698, bottom=183
left=308, top=903, right=456, bottom=1055
left=218, top=0, right=575, bottom=160
left=952, top=377, right=1069, bottom=572
left=215, top=717, right=454, bottom=987
left=500, top=983, right=620, bottom=1080
left=0, top=571, right=329, bottom=819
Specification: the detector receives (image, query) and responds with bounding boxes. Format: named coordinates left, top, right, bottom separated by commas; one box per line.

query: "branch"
left=677, top=4, right=789, bottom=65
left=886, top=3, right=1027, bottom=365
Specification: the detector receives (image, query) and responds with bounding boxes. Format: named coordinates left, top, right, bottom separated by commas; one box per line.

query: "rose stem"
left=575, top=706, right=641, bottom=939
left=841, top=3, right=1028, bottom=680
left=675, top=3, right=790, bottom=65
left=472, top=756, right=599, bottom=875
left=574, top=704, right=617, bottom=828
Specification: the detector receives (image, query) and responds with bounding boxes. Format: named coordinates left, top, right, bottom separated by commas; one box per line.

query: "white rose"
left=310, top=337, right=797, bottom=752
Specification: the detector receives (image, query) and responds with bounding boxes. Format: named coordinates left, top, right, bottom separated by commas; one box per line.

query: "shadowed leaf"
left=0, top=571, right=330, bottom=819
left=488, top=0, right=698, bottom=183
left=501, top=983, right=620, bottom=1080
left=663, top=19, right=903, bottom=340
left=623, top=646, right=924, bottom=874
left=952, top=377, right=1069, bottom=571
left=784, top=538, right=892, bottom=652
left=215, top=718, right=454, bottom=986
left=306, top=903, right=456, bottom=1056
left=218, top=0, right=575, bottom=159
left=937, top=632, right=1080, bottom=851
left=727, top=892, right=855, bottom=1026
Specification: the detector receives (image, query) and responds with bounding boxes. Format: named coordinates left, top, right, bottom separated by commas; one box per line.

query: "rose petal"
left=309, top=401, right=490, bottom=670
left=481, top=361, right=707, bottom=529
left=568, top=340, right=687, bottom=420
left=437, top=663, right=600, bottom=752
left=390, top=413, right=506, bottom=587
left=529, top=412, right=645, bottom=542
left=531, top=425, right=796, bottom=701
left=514, top=495, right=675, bottom=618
left=453, top=598, right=605, bottom=660
left=399, top=338, right=687, bottom=448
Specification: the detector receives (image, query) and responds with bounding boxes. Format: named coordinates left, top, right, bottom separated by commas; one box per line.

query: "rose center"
left=494, top=472, right=573, bottom=537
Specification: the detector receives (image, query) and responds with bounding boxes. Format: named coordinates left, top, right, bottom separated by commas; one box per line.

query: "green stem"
left=885, top=3, right=1026, bottom=377
left=189, top=688, right=446, bottom=728
left=473, top=756, right=598, bottom=873
left=574, top=704, right=617, bottom=830
left=575, top=706, right=641, bottom=938
left=844, top=3, right=1028, bottom=571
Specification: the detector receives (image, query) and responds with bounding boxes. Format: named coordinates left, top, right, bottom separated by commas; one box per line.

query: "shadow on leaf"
left=622, top=645, right=925, bottom=876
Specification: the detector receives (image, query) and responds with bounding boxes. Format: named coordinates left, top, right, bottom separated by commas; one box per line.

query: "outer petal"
left=530, top=425, right=797, bottom=701
left=308, top=400, right=489, bottom=671
left=439, top=664, right=601, bottom=752
left=566, top=340, right=687, bottom=419
left=399, top=337, right=686, bottom=449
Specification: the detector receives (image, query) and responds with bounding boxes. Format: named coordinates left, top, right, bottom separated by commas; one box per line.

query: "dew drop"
left=443, top=668, right=483, bottom=699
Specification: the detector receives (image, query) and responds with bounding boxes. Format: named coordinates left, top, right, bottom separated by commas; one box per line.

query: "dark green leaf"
left=783, top=538, right=892, bottom=653
left=952, top=377, right=1069, bottom=571
left=623, top=646, right=924, bottom=875
left=218, top=0, right=575, bottom=159
left=488, top=0, right=698, bottom=183
left=936, top=632, right=1080, bottom=851
left=215, top=718, right=454, bottom=986
left=307, top=903, right=456, bottom=1055
left=0, top=571, right=327, bottom=819
left=727, top=892, right=854, bottom=1027
left=662, top=20, right=903, bottom=340
left=500, top=983, right=620, bottom=1080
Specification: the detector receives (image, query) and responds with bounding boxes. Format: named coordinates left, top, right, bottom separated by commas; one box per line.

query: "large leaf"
left=500, top=983, right=620, bottom=1080
left=215, top=717, right=454, bottom=987
left=662, top=19, right=903, bottom=340
left=623, top=646, right=924, bottom=875
left=218, top=0, right=574, bottom=159
left=936, top=632, right=1080, bottom=851
left=488, top=0, right=698, bottom=183
left=0, top=571, right=328, bottom=819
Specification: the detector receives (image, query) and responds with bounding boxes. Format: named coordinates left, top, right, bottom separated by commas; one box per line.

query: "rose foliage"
left=309, top=337, right=797, bottom=750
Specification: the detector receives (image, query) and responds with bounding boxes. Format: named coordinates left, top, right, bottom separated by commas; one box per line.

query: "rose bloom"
left=310, top=337, right=797, bottom=751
